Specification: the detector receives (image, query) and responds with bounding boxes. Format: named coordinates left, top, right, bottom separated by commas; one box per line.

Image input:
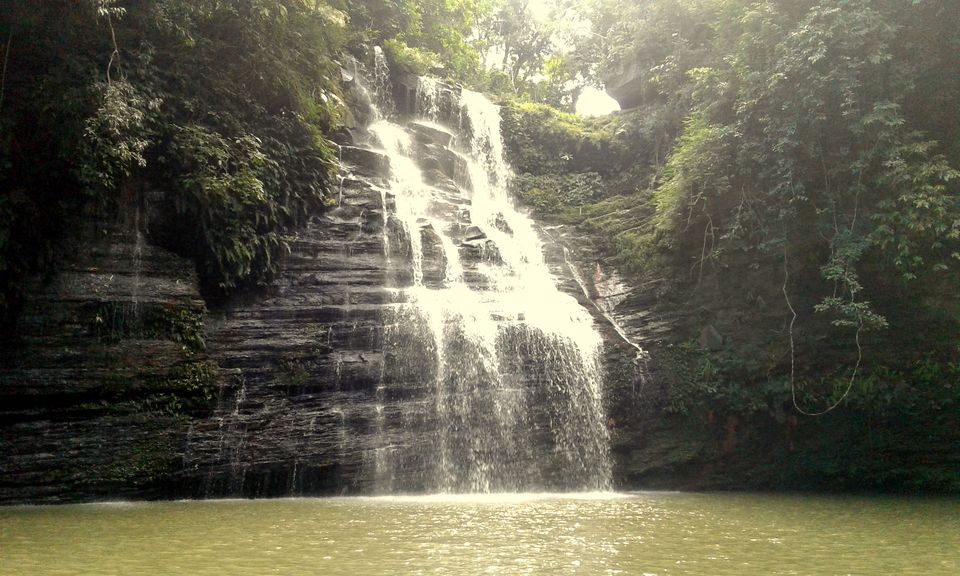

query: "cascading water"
left=184, top=57, right=613, bottom=498
left=361, top=71, right=612, bottom=493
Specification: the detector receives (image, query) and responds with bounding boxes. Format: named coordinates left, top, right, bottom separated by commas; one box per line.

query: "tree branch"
left=106, top=13, right=121, bottom=83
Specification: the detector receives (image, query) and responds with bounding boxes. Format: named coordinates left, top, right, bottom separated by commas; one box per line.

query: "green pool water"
left=2, top=492, right=957, bottom=575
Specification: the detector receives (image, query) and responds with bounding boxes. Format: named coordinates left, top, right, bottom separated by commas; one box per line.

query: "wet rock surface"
left=165, top=120, right=504, bottom=496
left=340, top=146, right=392, bottom=178
left=535, top=223, right=679, bottom=488
left=409, top=120, right=456, bottom=147
left=0, top=222, right=215, bottom=504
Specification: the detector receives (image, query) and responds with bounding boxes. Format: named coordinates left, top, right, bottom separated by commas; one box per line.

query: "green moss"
left=512, top=172, right=603, bottom=215
left=68, top=360, right=218, bottom=419
left=501, top=101, right=631, bottom=177
left=501, top=99, right=682, bottom=286
left=167, top=361, right=219, bottom=401
left=621, top=424, right=711, bottom=476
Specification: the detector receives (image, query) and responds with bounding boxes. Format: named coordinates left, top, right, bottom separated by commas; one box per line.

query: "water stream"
left=360, top=70, right=610, bottom=492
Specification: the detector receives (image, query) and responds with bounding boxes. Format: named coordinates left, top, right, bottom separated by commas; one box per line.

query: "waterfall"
left=185, top=57, right=613, bottom=498
left=417, top=77, right=442, bottom=122
left=368, top=122, right=429, bottom=285
left=361, top=69, right=611, bottom=492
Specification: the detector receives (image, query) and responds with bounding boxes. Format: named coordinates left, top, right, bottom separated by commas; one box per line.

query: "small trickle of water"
left=589, top=262, right=652, bottom=397
left=372, top=46, right=393, bottom=116
left=417, top=77, right=443, bottom=122
left=376, top=184, right=392, bottom=259
left=131, top=196, right=144, bottom=323
left=332, top=406, right=348, bottom=458
left=290, top=459, right=299, bottom=493
left=232, top=377, right=247, bottom=417
left=335, top=143, right=346, bottom=206
left=334, top=353, right=343, bottom=388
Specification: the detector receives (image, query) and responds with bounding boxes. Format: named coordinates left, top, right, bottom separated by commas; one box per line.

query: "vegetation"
left=0, top=1, right=345, bottom=307
left=502, top=0, right=959, bottom=490
left=509, top=0, right=959, bottom=390
left=0, top=0, right=596, bottom=315
left=342, top=0, right=491, bottom=85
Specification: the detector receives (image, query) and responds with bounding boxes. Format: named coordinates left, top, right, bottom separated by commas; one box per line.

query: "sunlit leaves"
left=79, top=80, right=161, bottom=197
left=343, top=0, right=486, bottom=83
left=872, top=142, right=960, bottom=281
left=655, top=113, right=731, bottom=234
left=815, top=296, right=888, bottom=330
left=93, top=0, right=126, bottom=19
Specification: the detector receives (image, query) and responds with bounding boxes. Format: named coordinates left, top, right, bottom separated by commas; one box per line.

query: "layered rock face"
left=0, top=215, right=215, bottom=503
left=534, top=227, right=676, bottom=487
left=172, top=142, right=406, bottom=496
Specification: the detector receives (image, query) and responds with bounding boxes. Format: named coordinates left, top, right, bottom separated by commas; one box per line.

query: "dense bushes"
left=341, top=0, right=486, bottom=84
left=568, top=0, right=960, bottom=309
left=0, top=1, right=347, bottom=309
left=530, top=0, right=960, bottom=363
left=501, top=101, right=632, bottom=176
left=641, top=2, right=960, bottom=409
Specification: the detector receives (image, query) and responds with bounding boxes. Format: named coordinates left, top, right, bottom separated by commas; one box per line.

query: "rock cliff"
left=0, top=65, right=662, bottom=504
left=0, top=213, right=216, bottom=503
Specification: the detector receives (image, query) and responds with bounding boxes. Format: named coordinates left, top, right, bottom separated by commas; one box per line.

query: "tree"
left=648, top=0, right=959, bottom=409
left=340, top=0, right=489, bottom=83
left=576, top=0, right=716, bottom=102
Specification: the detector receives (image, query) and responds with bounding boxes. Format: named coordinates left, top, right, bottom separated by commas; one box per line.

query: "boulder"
left=600, top=56, right=651, bottom=110
left=464, top=225, right=486, bottom=241
left=421, top=168, right=458, bottom=194
left=409, top=120, right=455, bottom=147
left=340, top=146, right=391, bottom=178
left=415, top=142, right=468, bottom=183
left=494, top=213, right=513, bottom=235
